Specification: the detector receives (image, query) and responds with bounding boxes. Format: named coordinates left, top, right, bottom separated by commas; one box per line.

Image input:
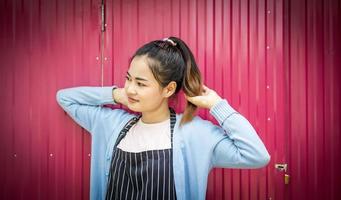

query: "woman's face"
left=124, top=55, right=172, bottom=113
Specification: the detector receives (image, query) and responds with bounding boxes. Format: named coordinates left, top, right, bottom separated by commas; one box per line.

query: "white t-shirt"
left=116, top=118, right=171, bottom=153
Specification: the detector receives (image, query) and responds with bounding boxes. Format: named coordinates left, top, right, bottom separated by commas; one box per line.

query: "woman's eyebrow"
left=126, top=72, right=149, bottom=82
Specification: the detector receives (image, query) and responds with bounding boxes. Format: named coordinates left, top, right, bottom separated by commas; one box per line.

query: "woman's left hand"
left=185, top=85, right=223, bottom=109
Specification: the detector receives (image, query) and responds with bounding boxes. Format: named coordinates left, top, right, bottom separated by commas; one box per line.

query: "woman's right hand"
left=113, top=88, right=129, bottom=107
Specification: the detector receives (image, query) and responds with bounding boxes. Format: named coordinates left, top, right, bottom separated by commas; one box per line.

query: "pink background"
left=0, top=0, right=340, bottom=199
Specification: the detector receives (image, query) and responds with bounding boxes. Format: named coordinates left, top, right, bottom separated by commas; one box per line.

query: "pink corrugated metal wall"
left=283, top=0, right=341, bottom=199
left=0, top=0, right=340, bottom=199
left=0, top=0, right=103, bottom=199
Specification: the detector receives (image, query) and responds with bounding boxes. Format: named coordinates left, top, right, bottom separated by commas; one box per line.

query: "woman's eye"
left=125, top=76, right=144, bottom=87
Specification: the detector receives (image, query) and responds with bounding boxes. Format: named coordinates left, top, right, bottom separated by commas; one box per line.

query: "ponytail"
left=169, top=37, right=203, bottom=127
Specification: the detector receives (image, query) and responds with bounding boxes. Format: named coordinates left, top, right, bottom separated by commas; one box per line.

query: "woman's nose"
left=126, top=83, right=137, bottom=95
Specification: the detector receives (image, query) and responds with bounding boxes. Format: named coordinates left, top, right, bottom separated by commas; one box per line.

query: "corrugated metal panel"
left=284, top=0, right=341, bottom=199
left=0, top=0, right=102, bottom=199
left=0, top=0, right=340, bottom=200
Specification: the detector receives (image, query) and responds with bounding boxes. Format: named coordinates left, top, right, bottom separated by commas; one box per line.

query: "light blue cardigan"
left=56, top=86, right=270, bottom=200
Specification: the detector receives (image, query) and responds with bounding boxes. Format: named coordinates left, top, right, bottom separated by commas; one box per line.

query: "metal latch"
left=275, top=163, right=287, bottom=172
left=275, top=163, right=290, bottom=184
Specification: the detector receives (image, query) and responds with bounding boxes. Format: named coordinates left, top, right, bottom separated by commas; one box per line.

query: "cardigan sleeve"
left=208, top=99, right=271, bottom=169
left=55, top=85, right=124, bottom=134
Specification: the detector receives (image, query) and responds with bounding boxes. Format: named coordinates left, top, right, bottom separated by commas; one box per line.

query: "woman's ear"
left=163, top=81, right=177, bottom=98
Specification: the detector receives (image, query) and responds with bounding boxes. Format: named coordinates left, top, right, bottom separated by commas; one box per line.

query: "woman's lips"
left=128, top=97, right=139, bottom=103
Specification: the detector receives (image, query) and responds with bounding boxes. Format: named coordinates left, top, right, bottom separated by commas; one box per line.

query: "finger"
left=201, top=87, right=209, bottom=95
left=201, top=85, right=206, bottom=93
left=186, top=95, right=194, bottom=101
left=187, top=95, right=200, bottom=103
left=203, top=85, right=209, bottom=92
left=184, top=94, right=192, bottom=101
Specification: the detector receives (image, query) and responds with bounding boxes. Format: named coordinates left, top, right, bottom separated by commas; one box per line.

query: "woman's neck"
left=141, top=103, right=170, bottom=124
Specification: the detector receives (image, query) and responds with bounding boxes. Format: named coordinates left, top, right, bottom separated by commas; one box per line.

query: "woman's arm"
left=208, top=99, right=271, bottom=168
left=186, top=85, right=270, bottom=169
left=56, top=85, right=125, bottom=134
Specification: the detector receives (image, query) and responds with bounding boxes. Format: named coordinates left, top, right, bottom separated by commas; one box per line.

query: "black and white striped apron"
left=105, top=107, right=177, bottom=200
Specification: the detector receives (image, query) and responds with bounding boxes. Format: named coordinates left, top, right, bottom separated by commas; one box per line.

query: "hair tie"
left=162, top=37, right=177, bottom=46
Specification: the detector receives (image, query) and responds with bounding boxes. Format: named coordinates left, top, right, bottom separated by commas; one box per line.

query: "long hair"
left=130, top=36, right=203, bottom=127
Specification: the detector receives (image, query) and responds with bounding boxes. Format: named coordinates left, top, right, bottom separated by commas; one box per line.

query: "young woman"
left=56, top=37, right=270, bottom=200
